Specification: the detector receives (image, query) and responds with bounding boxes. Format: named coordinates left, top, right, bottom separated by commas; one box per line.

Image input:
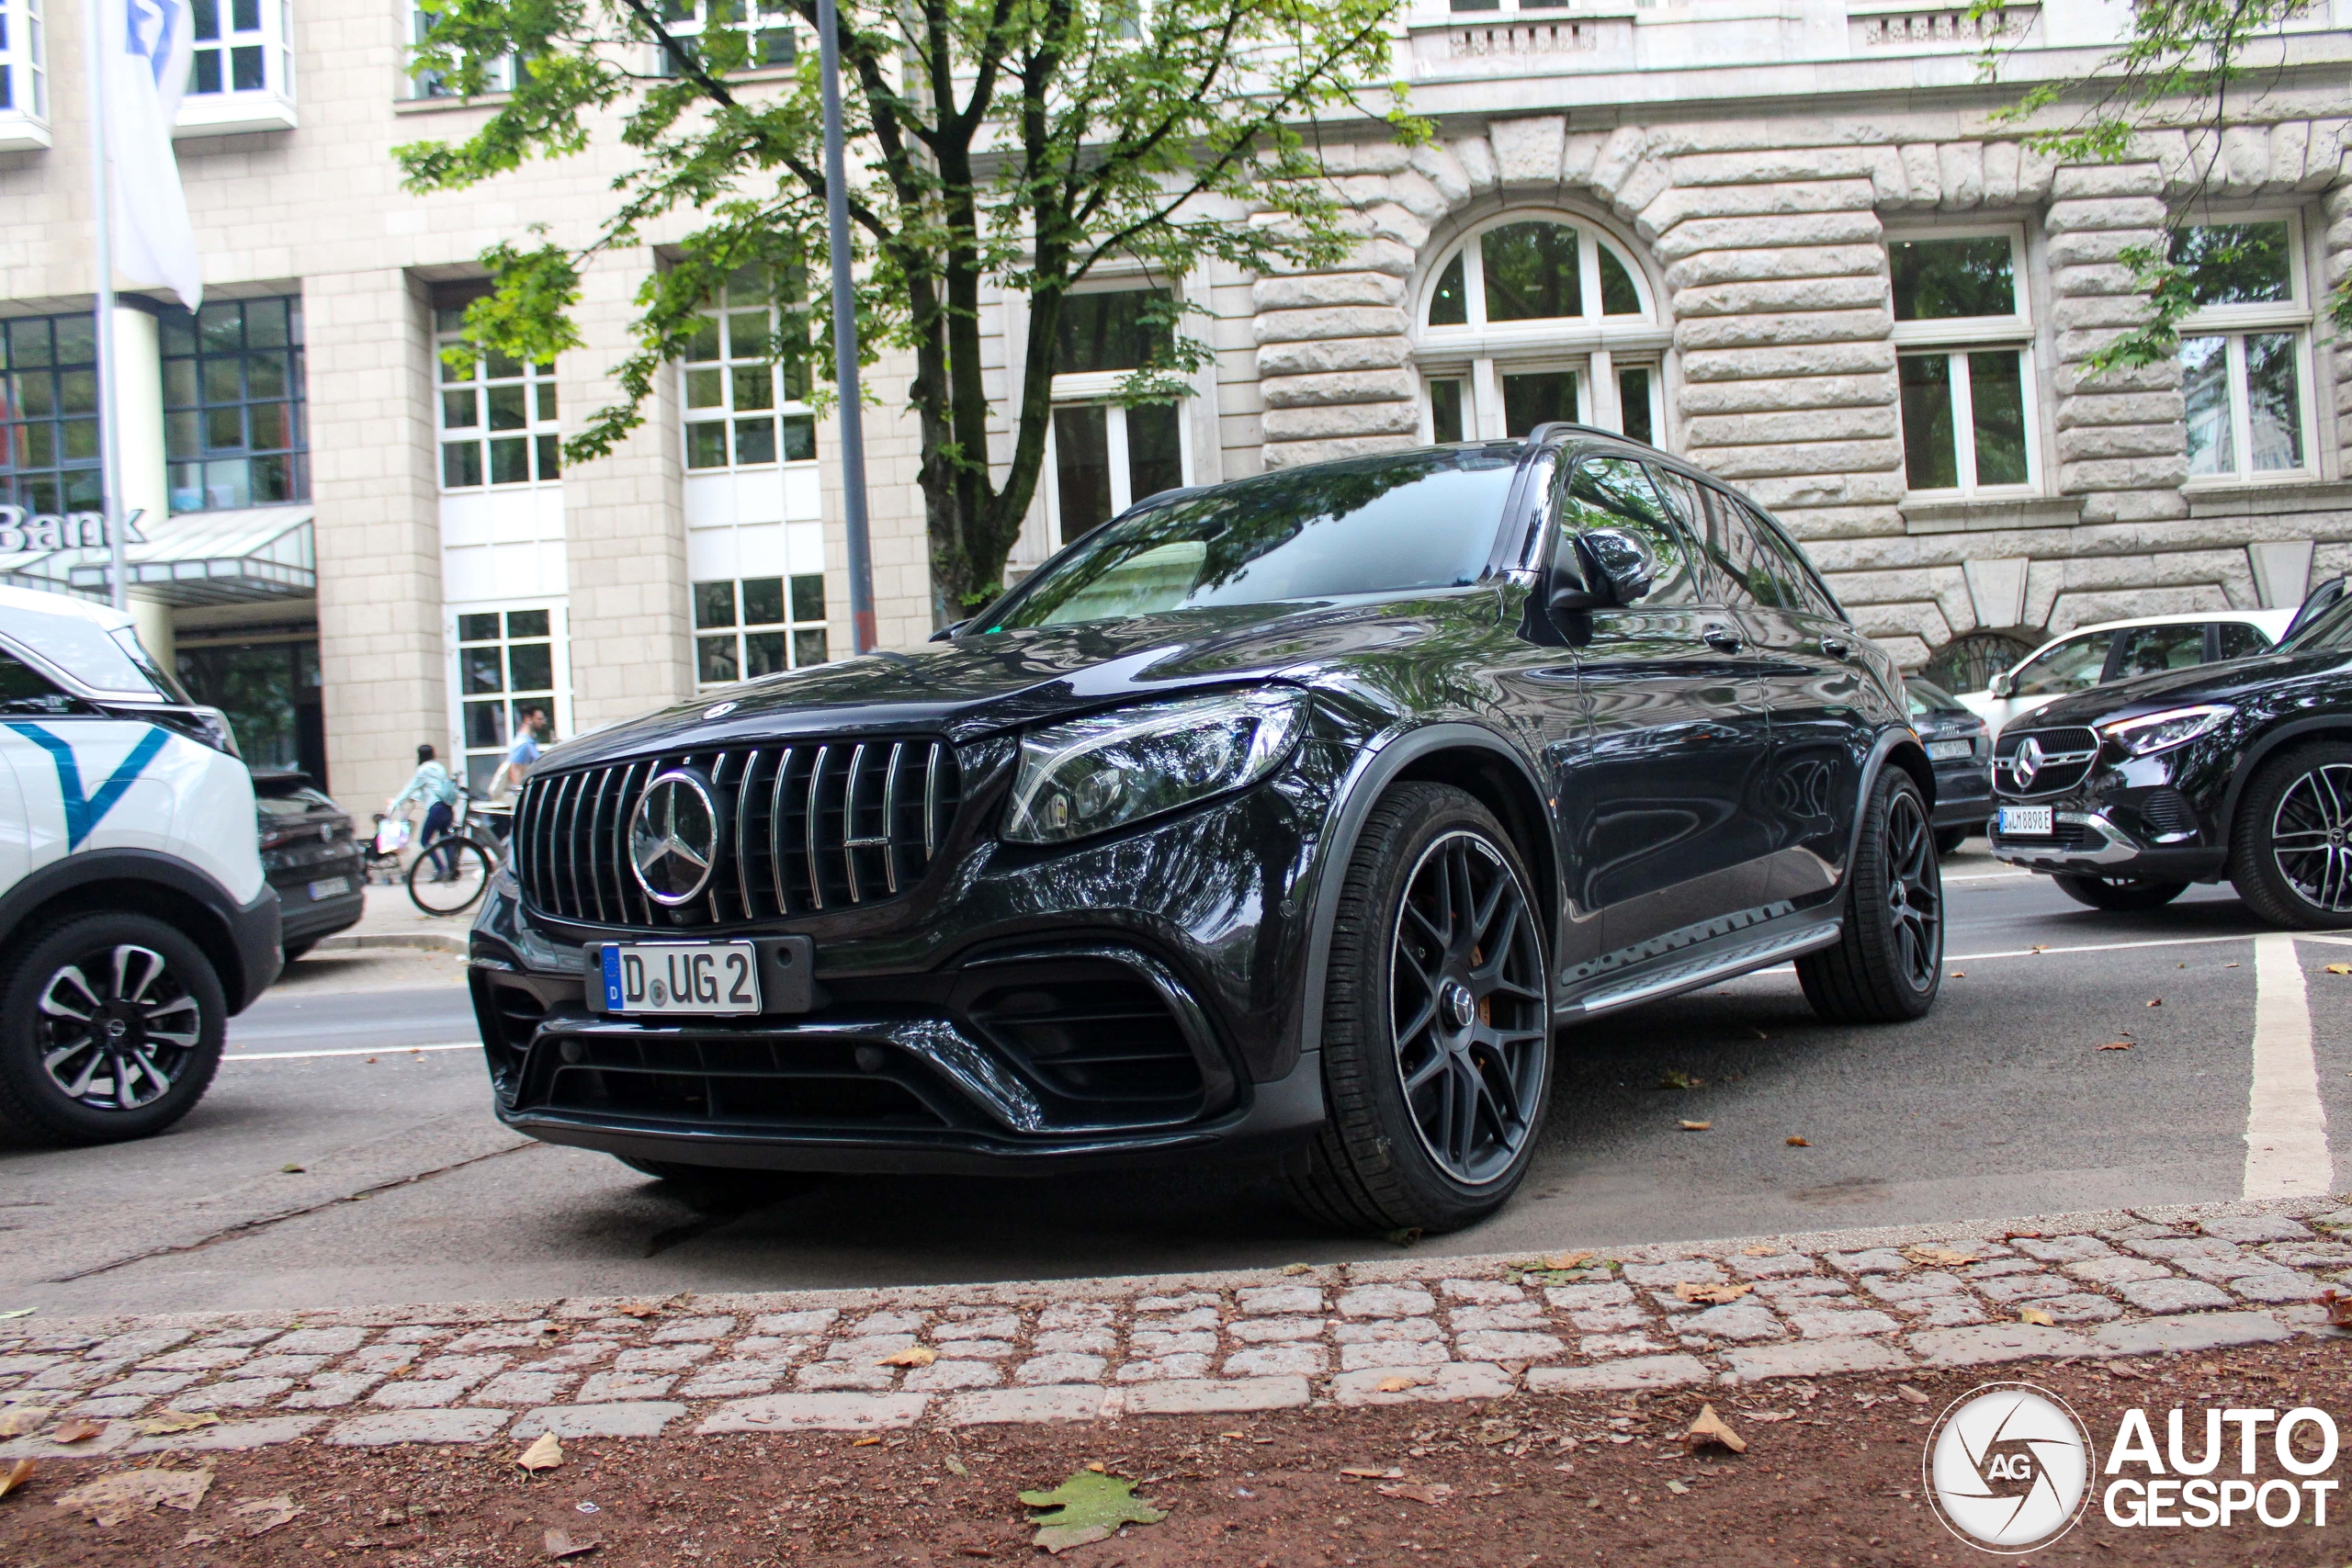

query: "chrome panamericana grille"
left=1993, top=726, right=2100, bottom=799
left=514, top=740, right=960, bottom=928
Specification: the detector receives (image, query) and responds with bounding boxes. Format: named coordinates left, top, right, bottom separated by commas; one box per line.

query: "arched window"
left=1413, top=214, right=1666, bottom=446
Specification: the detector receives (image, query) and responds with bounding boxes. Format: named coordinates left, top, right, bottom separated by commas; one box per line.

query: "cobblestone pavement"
left=5, top=1197, right=2346, bottom=1458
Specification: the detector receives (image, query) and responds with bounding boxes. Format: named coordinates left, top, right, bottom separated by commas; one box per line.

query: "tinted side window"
left=1561, top=457, right=1701, bottom=606
left=2010, top=633, right=2111, bottom=698
left=1690, top=487, right=1804, bottom=610
left=1645, top=467, right=1730, bottom=603
left=0, top=649, right=82, bottom=715
left=1741, top=502, right=1844, bottom=621
left=2111, top=623, right=2207, bottom=679
left=2216, top=621, right=2270, bottom=660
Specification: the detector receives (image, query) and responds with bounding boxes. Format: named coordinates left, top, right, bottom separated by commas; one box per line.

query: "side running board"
left=1567, top=921, right=1844, bottom=1019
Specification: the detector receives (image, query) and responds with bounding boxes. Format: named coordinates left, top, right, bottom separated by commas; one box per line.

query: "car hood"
left=536, top=590, right=1501, bottom=771
left=2013, top=645, right=2352, bottom=729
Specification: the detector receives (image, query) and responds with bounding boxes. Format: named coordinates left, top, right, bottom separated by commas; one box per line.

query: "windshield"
left=1905, top=677, right=1964, bottom=716
left=2284, top=596, right=2352, bottom=653
left=3, top=602, right=186, bottom=698
left=986, top=447, right=1521, bottom=631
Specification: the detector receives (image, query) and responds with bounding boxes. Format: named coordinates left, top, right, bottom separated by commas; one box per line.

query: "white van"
left=0, top=585, right=280, bottom=1144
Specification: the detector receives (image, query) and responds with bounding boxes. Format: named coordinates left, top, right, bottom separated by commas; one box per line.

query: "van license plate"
left=1998, top=806, right=2054, bottom=837
left=601, top=942, right=762, bottom=1015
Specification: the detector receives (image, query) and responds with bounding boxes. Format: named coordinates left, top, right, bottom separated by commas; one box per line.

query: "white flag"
left=107, top=0, right=202, bottom=310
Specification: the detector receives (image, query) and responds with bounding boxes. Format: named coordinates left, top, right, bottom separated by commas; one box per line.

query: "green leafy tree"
left=398, top=0, right=1420, bottom=622
left=1973, top=0, right=2349, bottom=373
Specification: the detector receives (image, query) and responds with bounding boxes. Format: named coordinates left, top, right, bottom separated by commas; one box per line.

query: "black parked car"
left=254, top=771, right=366, bottom=961
left=1989, top=592, right=2352, bottom=923
left=1906, top=677, right=1992, bottom=855
left=469, top=430, right=1943, bottom=1233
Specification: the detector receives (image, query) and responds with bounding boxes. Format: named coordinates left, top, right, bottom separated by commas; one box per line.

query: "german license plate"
left=601, top=942, right=762, bottom=1015
left=1998, top=806, right=2054, bottom=837
left=307, top=876, right=351, bottom=900
left=1926, top=739, right=1973, bottom=761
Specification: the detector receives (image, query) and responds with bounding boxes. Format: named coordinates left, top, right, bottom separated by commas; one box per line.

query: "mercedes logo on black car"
left=629, top=769, right=720, bottom=906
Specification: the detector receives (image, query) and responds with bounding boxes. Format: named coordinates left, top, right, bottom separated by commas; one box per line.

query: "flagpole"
left=82, top=0, right=128, bottom=610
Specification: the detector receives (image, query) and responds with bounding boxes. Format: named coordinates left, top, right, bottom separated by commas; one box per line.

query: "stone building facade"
left=0, top=0, right=2346, bottom=807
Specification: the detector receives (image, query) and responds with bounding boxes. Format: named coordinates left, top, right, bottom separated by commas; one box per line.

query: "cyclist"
left=387, top=742, right=461, bottom=882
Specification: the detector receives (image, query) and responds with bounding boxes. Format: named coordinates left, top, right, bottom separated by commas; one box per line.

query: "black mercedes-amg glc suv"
left=1989, top=592, right=2352, bottom=926
left=468, top=426, right=1941, bottom=1233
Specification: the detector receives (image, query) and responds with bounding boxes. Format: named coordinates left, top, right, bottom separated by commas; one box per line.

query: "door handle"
left=1702, top=625, right=1744, bottom=653
left=1821, top=635, right=1853, bottom=660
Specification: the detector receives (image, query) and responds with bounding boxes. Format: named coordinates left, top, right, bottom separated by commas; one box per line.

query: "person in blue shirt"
left=491, top=705, right=549, bottom=799
left=387, top=743, right=461, bottom=880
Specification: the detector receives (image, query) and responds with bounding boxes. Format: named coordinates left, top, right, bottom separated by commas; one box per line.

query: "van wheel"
left=0, top=912, right=227, bottom=1145
left=1797, top=769, right=1942, bottom=1023
left=1283, top=783, right=1553, bottom=1235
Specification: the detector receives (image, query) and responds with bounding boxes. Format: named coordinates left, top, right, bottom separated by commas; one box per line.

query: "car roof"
left=2060, top=608, right=2297, bottom=635
left=0, top=582, right=136, bottom=632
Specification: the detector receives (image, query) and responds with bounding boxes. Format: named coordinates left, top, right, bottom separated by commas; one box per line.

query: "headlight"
left=2098, top=704, right=2233, bottom=757
left=1003, top=688, right=1309, bottom=845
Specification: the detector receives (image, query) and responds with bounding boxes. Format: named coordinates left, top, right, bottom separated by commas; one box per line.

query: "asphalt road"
left=5, top=852, right=2344, bottom=1316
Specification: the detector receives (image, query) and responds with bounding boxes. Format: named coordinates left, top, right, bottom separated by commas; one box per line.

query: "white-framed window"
left=692, top=574, right=828, bottom=686
left=407, top=0, right=521, bottom=98
left=2174, top=216, right=2316, bottom=481
left=0, top=0, right=48, bottom=130
left=1044, top=286, right=1190, bottom=544
left=435, top=307, right=561, bottom=490
left=1413, top=212, right=1664, bottom=443
left=175, top=0, right=296, bottom=133
left=682, top=268, right=817, bottom=475
left=450, top=604, right=569, bottom=796
left=1889, top=229, right=2039, bottom=499
left=650, top=0, right=797, bottom=74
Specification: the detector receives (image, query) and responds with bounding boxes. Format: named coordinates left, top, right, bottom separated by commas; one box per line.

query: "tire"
left=2052, top=874, right=2189, bottom=912
left=1283, top=783, right=1553, bottom=1235
left=1933, top=827, right=1968, bottom=856
left=2227, top=742, right=2352, bottom=929
left=1797, top=768, right=1943, bottom=1024
left=406, top=836, right=494, bottom=917
left=615, top=1156, right=824, bottom=1195
left=0, top=911, right=227, bottom=1145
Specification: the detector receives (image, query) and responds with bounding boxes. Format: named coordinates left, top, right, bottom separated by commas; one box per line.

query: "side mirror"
left=928, top=618, right=974, bottom=643
left=1573, top=526, right=1657, bottom=607
left=1988, top=670, right=2015, bottom=698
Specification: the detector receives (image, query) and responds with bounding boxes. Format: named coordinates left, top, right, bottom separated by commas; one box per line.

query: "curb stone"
left=2, top=1198, right=2346, bottom=1450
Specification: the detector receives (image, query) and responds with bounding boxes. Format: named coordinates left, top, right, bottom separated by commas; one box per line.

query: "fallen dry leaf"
left=52, top=1468, right=213, bottom=1527
left=1894, top=1383, right=1931, bottom=1405
left=1743, top=1410, right=1794, bottom=1423
left=1673, top=1280, right=1753, bottom=1305
left=1740, top=1246, right=1775, bottom=1258
left=1686, top=1404, right=1747, bottom=1454
left=852, top=1436, right=883, bottom=1448
left=2147, top=998, right=2163, bottom=1008
left=1376, top=1482, right=1455, bottom=1506
left=1904, top=1246, right=1976, bottom=1268
left=1785, top=1135, right=1811, bottom=1146
left=615, top=1303, right=661, bottom=1319
left=516, top=1433, right=564, bottom=1472
left=1544, top=1250, right=1596, bottom=1270
left=1666, top=1479, right=1691, bottom=1495
left=0, top=1408, right=53, bottom=1438
left=0, top=1460, right=33, bottom=1501
left=2018, top=1307, right=2056, bottom=1326
left=2003, top=1229, right=2044, bottom=1241
left=50, top=1419, right=103, bottom=1445
left=1679, top=1120, right=1712, bottom=1132
left=2098, top=1042, right=2132, bottom=1052
left=135, top=1411, right=220, bottom=1437
left=877, top=1347, right=937, bottom=1368
left=2325, top=964, right=2352, bottom=976
left=1949, top=970, right=1965, bottom=978
left=1374, top=1376, right=1427, bottom=1393
left=544, top=1527, right=601, bottom=1559
left=1339, top=1466, right=1404, bottom=1480
left=231, top=1495, right=302, bottom=1538
left=1279, top=1263, right=1312, bottom=1276
left=2319, top=1287, right=2352, bottom=1328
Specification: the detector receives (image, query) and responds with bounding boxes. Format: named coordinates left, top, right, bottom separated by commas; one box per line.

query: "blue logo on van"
left=5, top=722, right=170, bottom=850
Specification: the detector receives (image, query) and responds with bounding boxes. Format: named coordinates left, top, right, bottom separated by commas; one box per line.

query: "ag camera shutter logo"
left=1925, top=1383, right=2093, bottom=1552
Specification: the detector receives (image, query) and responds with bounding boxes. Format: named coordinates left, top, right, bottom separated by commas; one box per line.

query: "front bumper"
left=465, top=750, right=1344, bottom=1173
left=1988, top=782, right=2224, bottom=883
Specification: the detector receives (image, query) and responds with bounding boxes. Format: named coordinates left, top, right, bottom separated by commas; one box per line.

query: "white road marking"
left=224, top=1042, right=479, bottom=1062
left=1945, top=932, right=2256, bottom=963
left=2245, top=934, right=2333, bottom=1199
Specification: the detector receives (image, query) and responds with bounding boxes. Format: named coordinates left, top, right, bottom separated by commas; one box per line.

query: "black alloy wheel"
left=2052, top=874, right=2188, bottom=912
left=0, top=912, right=226, bottom=1144
left=1285, top=783, right=1553, bottom=1235
left=1796, top=768, right=1942, bottom=1022
left=2230, top=743, right=2352, bottom=929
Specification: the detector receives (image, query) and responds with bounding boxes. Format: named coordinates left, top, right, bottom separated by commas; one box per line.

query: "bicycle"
left=404, top=785, right=514, bottom=917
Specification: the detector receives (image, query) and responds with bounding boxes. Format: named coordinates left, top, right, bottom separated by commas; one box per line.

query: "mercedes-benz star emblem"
left=630, top=769, right=721, bottom=906
left=2011, top=736, right=2043, bottom=791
